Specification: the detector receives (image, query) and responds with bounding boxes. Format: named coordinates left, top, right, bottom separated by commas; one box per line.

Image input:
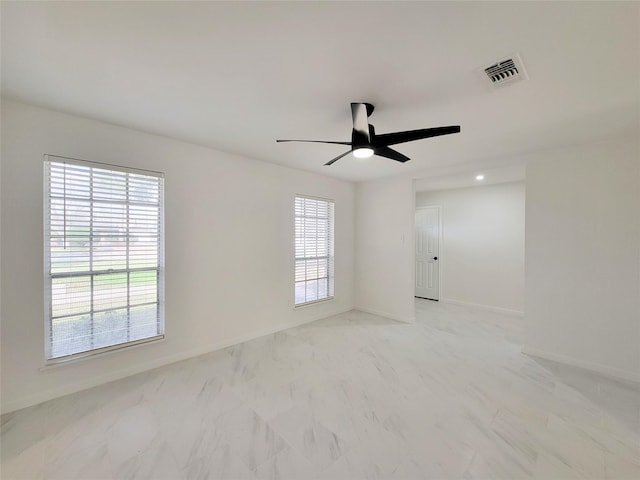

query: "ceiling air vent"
left=482, top=53, right=528, bottom=88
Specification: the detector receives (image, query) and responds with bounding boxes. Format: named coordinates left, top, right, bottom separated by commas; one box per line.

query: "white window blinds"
left=44, top=156, right=165, bottom=361
left=294, top=195, right=334, bottom=306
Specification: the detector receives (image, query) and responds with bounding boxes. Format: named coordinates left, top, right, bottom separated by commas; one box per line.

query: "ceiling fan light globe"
left=353, top=147, right=374, bottom=159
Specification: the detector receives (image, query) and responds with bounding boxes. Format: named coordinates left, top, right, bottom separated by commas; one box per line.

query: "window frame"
left=294, top=194, right=335, bottom=307
left=43, top=155, right=165, bottom=364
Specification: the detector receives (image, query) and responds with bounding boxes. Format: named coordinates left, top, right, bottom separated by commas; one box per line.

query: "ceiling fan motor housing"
left=352, top=127, right=372, bottom=148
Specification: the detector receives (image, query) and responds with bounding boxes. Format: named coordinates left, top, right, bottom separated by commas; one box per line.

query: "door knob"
left=433, top=256, right=438, bottom=260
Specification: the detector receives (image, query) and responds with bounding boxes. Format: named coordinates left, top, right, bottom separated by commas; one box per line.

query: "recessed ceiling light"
left=475, top=174, right=485, bottom=181
left=353, top=147, right=374, bottom=159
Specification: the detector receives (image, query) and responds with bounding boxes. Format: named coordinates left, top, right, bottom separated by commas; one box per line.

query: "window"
left=44, top=156, right=164, bottom=361
left=294, top=195, right=334, bottom=306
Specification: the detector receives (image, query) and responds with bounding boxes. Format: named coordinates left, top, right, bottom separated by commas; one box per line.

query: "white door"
left=415, top=206, right=440, bottom=300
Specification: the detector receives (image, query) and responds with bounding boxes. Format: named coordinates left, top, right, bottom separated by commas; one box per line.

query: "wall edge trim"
left=1, top=307, right=354, bottom=415
left=353, top=306, right=415, bottom=324
left=441, top=298, right=524, bottom=317
left=522, top=346, right=640, bottom=384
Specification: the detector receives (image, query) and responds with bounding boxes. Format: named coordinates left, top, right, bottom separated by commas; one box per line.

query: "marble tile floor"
left=2, top=299, right=639, bottom=479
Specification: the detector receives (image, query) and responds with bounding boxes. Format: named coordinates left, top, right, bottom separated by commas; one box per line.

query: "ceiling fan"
left=277, top=103, right=460, bottom=166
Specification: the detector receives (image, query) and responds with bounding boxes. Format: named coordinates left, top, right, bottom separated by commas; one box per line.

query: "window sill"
left=294, top=296, right=335, bottom=309
left=40, top=335, right=165, bottom=371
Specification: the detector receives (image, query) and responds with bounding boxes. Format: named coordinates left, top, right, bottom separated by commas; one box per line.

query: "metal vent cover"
left=482, top=53, right=528, bottom=88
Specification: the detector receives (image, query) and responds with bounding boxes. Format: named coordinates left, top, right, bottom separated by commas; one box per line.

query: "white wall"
left=524, top=136, right=640, bottom=381
left=416, top=182, right=525, bottom=314
left=0, top=100, right=355, bottom=413
left=355, top=177, right=415, bottom=323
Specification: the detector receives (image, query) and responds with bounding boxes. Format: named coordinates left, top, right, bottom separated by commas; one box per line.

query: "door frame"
left=414, top=205, right=443, bottom=300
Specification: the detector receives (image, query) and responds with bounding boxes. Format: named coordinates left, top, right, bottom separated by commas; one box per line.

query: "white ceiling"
left=2, top=1, right=638, bottom=183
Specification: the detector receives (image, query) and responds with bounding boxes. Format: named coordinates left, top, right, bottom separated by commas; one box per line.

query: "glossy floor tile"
left=2, top=300, right=639, bottom=479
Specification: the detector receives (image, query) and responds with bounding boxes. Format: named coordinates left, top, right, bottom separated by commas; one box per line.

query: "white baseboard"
left=353, top=306, right=415, bottom=324
left=522, top=346, right=640, bottom=384
left=1, top=307, right=353, bottom=415
left=440, top=298, right=524, bottom=317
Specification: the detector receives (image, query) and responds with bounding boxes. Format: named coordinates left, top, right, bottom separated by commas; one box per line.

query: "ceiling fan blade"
left=375, top=146, right=411, bottom=163
left=276, top=139, right=351, bottom=145
left=350, top=103, right=370, bottom=143
left=374, top=126, right=461, bottom=147
left=324, top=150, right=352, bottom=166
